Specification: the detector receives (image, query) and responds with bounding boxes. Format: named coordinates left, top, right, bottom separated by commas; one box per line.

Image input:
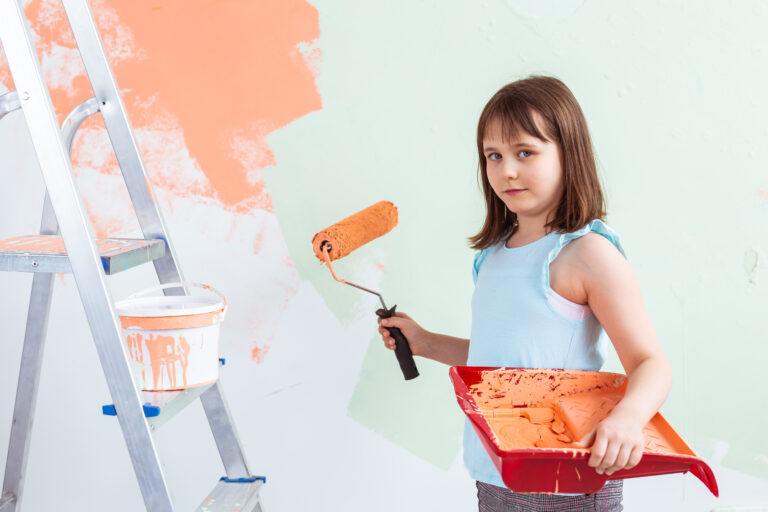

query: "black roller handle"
left=376, top=304, right=419, bottom=380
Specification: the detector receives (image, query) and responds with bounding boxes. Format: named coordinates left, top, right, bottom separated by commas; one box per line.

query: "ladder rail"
left=2, top=94, right=106, bottom=508
left=200, top=382, right=252, bottom=479
left=0, top=1, right=174, bottom=510
left=0, top=241, right=55, bottom=510
left=61, top=0, right=185, bottom=290
left=61, top=0, right=256, bottom=483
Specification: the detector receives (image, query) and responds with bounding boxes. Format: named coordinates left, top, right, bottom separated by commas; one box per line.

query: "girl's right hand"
left=377, top=311, right=432, bottom=358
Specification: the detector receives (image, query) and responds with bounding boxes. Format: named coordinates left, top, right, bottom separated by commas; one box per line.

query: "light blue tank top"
left=462, top=219, right=627, bottom=488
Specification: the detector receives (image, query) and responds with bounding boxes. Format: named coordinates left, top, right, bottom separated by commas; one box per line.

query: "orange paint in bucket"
left=115, top=283, right=226, bottom=391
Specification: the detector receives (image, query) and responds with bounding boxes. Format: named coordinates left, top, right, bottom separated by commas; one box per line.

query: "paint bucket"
left=115, top=282, right=226, bottom=391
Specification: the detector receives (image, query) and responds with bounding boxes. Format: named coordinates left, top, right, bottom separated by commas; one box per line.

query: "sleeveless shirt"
left=462, top=219, right=627, bottom=487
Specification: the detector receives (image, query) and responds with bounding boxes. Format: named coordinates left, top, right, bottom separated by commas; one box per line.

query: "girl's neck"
left=505, top=216, right=554, bottom=249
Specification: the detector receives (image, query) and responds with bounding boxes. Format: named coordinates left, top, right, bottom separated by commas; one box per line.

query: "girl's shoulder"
left=549, top=219, right=628, bottom=285
left=553, top=219, right=626, bottom=260
left=546, top=220, right=629, bottom=307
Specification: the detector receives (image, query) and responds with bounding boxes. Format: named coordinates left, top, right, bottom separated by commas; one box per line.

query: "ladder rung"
left=0, top=235, right=165, bottom=274
left=102, top=382, right=216, bottom=431
left=195, top=479, right=265, bottom=512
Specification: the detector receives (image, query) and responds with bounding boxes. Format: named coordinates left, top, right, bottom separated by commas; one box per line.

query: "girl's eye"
left=518, top=150, right=532, bottom=158
left=488, top=152, right=502, bottom=161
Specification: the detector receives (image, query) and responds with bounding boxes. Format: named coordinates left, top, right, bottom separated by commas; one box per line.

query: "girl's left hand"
left=576, top=413, right=645, bottom=476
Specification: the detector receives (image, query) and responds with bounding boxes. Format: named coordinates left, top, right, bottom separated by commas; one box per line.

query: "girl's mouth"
left=505, top=189, right=527, bottom=195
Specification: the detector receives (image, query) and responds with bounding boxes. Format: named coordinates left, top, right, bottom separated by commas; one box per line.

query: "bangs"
left=478, top=96, right=553, bottom=145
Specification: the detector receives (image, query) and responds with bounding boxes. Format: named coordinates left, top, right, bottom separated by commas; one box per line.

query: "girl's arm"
left=573, top=233, right=673, bottom=476
left=378, top=312, right=469, bottom=366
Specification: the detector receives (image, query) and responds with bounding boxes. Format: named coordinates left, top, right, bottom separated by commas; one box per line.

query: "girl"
left=377, top=75, right=672, bottom=511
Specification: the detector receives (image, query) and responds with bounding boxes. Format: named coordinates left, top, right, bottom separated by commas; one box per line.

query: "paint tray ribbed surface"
left=450, top=366, right=718, bottom=495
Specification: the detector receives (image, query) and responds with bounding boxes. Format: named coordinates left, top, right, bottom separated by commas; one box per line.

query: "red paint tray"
left=450, top=366, right=718, bottom=496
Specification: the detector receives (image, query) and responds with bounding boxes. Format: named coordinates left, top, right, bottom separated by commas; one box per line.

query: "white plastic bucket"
left=115, top=282, right=226, bottom=391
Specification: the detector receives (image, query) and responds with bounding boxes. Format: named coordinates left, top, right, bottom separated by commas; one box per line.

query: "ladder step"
left=102, top=382, right=216, bottom=431
left=0, top=235, right=165, bottom=274
left=195, top=478, right=265, bottom=512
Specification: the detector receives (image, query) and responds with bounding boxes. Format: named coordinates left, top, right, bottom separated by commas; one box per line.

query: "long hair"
left=468, top=75, right=606, bottom=250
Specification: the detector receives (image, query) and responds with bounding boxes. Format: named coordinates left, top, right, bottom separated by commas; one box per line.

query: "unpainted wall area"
left=0, top=0, right=767, bottom=510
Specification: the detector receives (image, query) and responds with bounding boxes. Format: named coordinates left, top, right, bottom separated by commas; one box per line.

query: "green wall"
left=266, top=0, right=768, bottom=478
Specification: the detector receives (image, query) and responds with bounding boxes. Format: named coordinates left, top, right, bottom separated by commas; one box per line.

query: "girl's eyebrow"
left=483, top=141, right=538, bottom=152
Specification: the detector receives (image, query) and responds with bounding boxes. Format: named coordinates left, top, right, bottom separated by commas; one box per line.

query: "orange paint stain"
left=251, top=344, right=270, bottom=364
left=282, top=254, right=296, bottom=269
left=2, top=0, right=321, bottom=216
left=252, top=228, right=265, bottom=255
left=757, top=189, right=768, bottom=202
left=0, top=234, right=152, bottom=254
left=126, top=332, right=192, bottom=389
left=107, top=0, right=321, bottom=208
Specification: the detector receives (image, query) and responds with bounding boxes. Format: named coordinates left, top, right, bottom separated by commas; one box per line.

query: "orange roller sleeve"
left=312, top=201, right=398, bottom=262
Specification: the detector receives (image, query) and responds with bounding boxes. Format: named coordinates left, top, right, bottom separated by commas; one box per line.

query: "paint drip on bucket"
left=115, top=283, right=226, bottom=391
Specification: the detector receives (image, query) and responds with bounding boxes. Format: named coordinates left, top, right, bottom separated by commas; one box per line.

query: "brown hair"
left=468, top=75, right=606, bottom=250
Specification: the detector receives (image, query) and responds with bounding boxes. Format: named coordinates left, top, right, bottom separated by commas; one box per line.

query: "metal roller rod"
left=320, top=243, right=388, bottom=310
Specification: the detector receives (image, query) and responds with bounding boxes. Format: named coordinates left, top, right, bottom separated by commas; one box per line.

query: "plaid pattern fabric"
left=476, top=480, right=623, bottom=512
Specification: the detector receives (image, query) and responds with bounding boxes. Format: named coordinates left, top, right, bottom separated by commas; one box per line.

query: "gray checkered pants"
left=476, top=480, right=623, bottom=512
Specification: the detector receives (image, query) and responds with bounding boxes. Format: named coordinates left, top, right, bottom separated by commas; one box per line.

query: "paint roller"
left=312, top=201, right=419, bottom=380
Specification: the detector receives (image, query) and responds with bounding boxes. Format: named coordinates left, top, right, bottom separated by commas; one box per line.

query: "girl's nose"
left=502, top=160, right=519, bottom=179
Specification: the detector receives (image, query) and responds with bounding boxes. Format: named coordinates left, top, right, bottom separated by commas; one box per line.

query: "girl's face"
left=482, top=115, right=564, bottom=228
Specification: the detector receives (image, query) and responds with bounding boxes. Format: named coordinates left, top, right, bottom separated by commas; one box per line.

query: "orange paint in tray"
left=450, top=367, right=718, bottom=495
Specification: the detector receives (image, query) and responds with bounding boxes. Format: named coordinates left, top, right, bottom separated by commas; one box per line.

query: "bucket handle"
left=125, top=282, right=227, bottom=310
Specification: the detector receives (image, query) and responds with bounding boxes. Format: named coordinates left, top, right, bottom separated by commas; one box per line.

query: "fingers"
left=588, top=432, right=609, bottom=471
left=377, top=317, right=398, bottom=350
left=626, top=446, right=643, bottom=470
left=604, top=444, right=632, bottom=476
left=377, top=325, right=396, bottom=350
left=377, top=313, right=416, bottom=352
left=597, top=440, right=620, bottom=475
left=378, top=316, right=405, bottom=331
left=587, top=424, right=645, bottom=476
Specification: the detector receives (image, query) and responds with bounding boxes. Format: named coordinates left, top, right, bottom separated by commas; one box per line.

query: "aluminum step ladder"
left=0, top=1, right=265, bottom=510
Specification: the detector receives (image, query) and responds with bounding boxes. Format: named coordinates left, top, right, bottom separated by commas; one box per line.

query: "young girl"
left=377, top=75, right=672, bottom=511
